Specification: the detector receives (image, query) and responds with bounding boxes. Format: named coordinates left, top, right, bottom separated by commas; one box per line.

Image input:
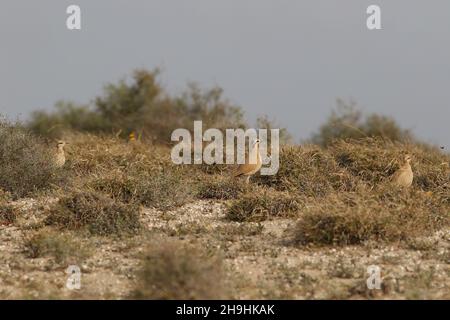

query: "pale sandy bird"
left=391, top=154, right=414, bottom=188
left=54, top=140, right=67, bottom=168
left=233, top=139, right=262, bottom=184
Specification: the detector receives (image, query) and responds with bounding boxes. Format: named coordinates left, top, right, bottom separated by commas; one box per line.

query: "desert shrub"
left=65, top=133, right=172, bottom=176
left=28, top=101, right=105, bottom=139
left=89, top=169, right=193, bottom=210
left=0, top=119, right=61, bottom=198
left=0, top=189, right=12, bottom=202
left=28, top=69, right=246, bottom=143
left=227, top=189, right=303, bottom=222
left=64, top=133, right=193, bottom=210
left=256, top=115, right=293, bottom=145
left=311, top=100, right=413, bottom=146
left=130, top=242, right=228, bottom=299
left=23, top=228, right=90, bottom=264
left=0, top=202, right=18, bottom=225
left=255, top=145, right=359, bottom=196
left=197, top=178, right=249, bottom=200
left=291, top=186, right=449, bottom=245
left=0, top=189, right=16, bottom=225
left=329, top=138, right=450, bottom=191
left=45, top=191, right=141, bottom=236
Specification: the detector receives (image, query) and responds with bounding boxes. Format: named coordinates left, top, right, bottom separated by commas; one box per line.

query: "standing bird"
left=233, top=139, right=262, bottom=184
left=54, top=140, right=67, bottom=168
left=391, top=154, right=413, bottom=188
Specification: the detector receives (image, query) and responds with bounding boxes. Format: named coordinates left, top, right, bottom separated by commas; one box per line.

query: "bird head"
left=57, top=140, right=67, bottom=149
left=404, top=154, right=412, bottom=164
left=252, top=139, right=260, bottom=148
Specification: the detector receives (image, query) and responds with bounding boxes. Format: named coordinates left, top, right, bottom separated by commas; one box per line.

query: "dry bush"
left=89, top=169, right=193, bottom=210
left=310, top=100, right=413, bottom=146
left=0, top=189, right=16, bottom=225
left=0, top=119, right=62, bottom=198
left=45, top=191, right=141, bottom=236
left=65, top=133, right=171, bottom=176
left=291, top=186, right=449, bottom=245
left=198, top=163, right=229, bottom=175
left=130, top=242, right=228, bottom=299
left=64, top=133, right=193, bottom=210
left=330, top=138, right=450, bottom=192
left=197, top=177, right=249, bottom=200
left=23, top=228, right=90, bottom=264
left=227, top=188, right=303, bottom=222
left=0, top=202, right=18, bottom=225
left=255, top=145, right=359, bottom=196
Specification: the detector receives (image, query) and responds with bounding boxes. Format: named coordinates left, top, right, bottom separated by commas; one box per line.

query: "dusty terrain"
left=1, top=197, right=448, bottom=300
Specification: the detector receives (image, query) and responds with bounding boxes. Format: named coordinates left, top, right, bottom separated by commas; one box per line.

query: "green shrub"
left=130, top=242, right=228, bottom=299
left=310, top=100, right=413, bottom=146
left=0, top=118, right=61, bottom=198
left=45, top=191, right=141, bottom=236
left=28, top=101, right=105, bottom=139
left=28, top=69, right=247, bottom=143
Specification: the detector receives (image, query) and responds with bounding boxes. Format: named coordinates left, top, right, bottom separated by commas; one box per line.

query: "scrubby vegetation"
left=255, top=145, right=360, bottom=195
left=63, top=133, right=195, bottom=210
left=197, top=177, right=249, bottom=200
left=291, top=186, right=449, bottom=245
left=23, top=228, right=90, bottom=264
left=28, top=69, right=246, bottom=142
left=0, top=119, right=62, bottom=198
left=0, top=202, right=18, bottom=225
left=227, top=189, right=303, bottom=222
left=330, top=138, right=450, bottom=192
left=1, top=69, right=449, bottom=300
left=45, top=191, right=141, bottom=236
left=310, top=99, right=414, bottom=146
left=130, top=242, right=228, bottom=299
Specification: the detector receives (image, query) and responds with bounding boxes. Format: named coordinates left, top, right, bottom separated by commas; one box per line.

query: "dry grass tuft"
left=256, top=145, right=359, bottom=196
left=130, top=241, right=228, bottom=299
left=66, top=133, right=194, bottom=210
left=88, top=169, right=193, bottom=210
left=0, top=119, right=63, bottom=198
left=227, top=188, right=303, bottom=222
left=197, top=177, right=249, bottom=200
left=45, top=191, right=141, bottom=236
left=291, top=185, right=449, bottom=245
left=329, top=138, right=450, bottom=190
left=23, top=228, right=90, bottom=264
left=0, top=202, right=18, bottom=225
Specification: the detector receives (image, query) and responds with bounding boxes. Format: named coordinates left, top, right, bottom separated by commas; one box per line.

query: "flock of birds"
left=53, top=138, right=414, bottom=188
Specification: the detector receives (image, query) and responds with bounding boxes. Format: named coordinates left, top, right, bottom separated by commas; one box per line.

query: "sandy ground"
left=1, top=198, right=449, bottom=299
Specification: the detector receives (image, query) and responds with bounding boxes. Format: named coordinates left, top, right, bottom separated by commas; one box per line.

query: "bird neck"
left=252, top=144, right=261, bottom=163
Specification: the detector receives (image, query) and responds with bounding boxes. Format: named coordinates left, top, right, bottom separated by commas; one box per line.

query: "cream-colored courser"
left=54, top=140, right=67, bottom=168
left=233, top=139, right=262, bottom=184
left=392, top=154, right=413, bottom=188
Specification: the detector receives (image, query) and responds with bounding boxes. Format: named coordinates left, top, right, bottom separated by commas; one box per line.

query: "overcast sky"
left=1, top=0, right=449, bottom=146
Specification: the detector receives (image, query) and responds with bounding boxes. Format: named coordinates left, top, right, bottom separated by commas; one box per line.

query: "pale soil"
left=1, top=198, right=449, bottom=299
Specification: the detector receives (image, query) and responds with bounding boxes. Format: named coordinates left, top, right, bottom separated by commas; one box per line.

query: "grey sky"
left=1, top=0, right=449, bottom=146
